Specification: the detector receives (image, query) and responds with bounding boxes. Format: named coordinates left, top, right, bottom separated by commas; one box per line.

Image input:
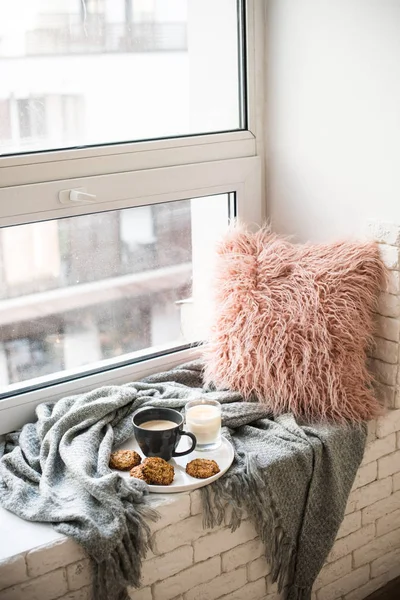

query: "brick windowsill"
left=1, top=412, right=400, bottom=600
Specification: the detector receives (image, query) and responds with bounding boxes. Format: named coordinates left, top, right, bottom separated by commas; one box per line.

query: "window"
left=0, top=0, right=243, bottom=155
left=0, top=100, right=11, bottom=141
left=17, top=97, right=46, bottom=140
left=0, top=0, right=265, bottom=433
left=1, top=194, right=230, bottom=391
left=0, top=95, right=84, bottom=155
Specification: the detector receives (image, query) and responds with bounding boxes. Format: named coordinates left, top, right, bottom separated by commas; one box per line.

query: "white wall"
left=266, top=0, right=400, bottom=242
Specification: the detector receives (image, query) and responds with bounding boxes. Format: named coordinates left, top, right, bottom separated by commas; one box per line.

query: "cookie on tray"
left=186, top=458, right=220, bottom=479
left=109, top=450, right=142, bottom=471
left=130, top=464, right=147, bottom=481
left=141, top=457, right=175, bottom=485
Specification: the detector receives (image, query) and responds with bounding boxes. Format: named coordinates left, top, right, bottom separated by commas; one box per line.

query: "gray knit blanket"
left=0, top=361, right=366, bottom=600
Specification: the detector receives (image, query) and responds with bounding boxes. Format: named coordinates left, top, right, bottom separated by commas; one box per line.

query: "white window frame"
left=0, top=0, right=266, bottom=434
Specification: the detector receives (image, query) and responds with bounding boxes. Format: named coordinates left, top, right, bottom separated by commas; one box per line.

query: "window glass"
left=0, top=0, right=243, bottom=155
left=0, top=194, right=231, bottom=393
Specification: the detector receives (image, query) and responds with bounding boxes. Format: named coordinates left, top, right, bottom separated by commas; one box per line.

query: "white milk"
left=186, top=404, right=221, bottom=446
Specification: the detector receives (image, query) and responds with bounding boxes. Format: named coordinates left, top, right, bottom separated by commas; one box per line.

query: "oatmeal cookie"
left=130, top=464, right=147, bottom=481
left=109, top=450, right=141, bottom=471
left=186, top=458, right=220, bottom=479
left=141, top=457, right=175, bottom=485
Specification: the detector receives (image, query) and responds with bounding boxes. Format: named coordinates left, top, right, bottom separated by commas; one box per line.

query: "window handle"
left=59, top=188, right=97, bottom=204
left=69, top=189, right=96, bottom=203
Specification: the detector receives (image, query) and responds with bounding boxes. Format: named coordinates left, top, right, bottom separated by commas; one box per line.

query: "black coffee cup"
left=133, top=407, right=196, bottom=461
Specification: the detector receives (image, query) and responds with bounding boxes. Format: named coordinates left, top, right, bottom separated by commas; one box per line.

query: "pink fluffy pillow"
left=204, top=227, right=386, bottom=423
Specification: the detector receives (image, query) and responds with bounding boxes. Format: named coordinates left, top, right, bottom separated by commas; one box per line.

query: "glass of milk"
left=185, top=399, right=222, bottom=451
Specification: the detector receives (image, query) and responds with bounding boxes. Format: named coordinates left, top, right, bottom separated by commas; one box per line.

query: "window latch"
left=59, top=188, right=97, bottom=204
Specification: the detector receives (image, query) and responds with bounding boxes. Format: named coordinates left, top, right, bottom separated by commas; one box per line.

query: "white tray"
left=113, top=436, right=234, bottom=493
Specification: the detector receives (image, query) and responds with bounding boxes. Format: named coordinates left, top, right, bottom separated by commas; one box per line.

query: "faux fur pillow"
left=204, top=227, right=386, bottom=423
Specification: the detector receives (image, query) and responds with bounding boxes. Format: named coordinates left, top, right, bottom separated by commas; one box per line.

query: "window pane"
left=0, top=0, right=244, bottom=155
left=0, top=194, right=230, bottom=393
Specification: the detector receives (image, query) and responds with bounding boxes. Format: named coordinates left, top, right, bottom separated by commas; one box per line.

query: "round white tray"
left=113, top=435, right=234, bottom=493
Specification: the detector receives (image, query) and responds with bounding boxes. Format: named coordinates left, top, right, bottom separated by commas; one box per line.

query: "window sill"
left=0, top=504, right=66, bottom=562
left=0, top=489, right=192, bottom=563
left=0, top=490, right=204, bottom=598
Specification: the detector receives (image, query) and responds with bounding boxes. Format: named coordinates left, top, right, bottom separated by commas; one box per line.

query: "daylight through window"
left=0, top=0, right=244, bottom=155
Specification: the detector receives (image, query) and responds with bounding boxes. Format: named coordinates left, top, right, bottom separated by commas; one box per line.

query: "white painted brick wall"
left=353, top=529, right=400, bottom=567
left=266, top=575, right=279, bottom=597
left=371, top=337, right=399, bottom=364
left=26, top=539, right=87, bottom=578
left=344, top=491, right=359, bottom=515
left=373, top=381, right=396, bottom=409
left=345, top=477, right=392, bottom=513
left=327, top=524, right=376, bottom=563
left=128, top=586, right=152, bottom=600
left=218, top=577, right=267, bottom=600
left=367, top=221, right=400, bottom=246
left=378, top=450, right=400, bottom=478
left=141, top=545, right=193, bottom=587
left=352, top=461, right=377, bottom=490
left=54, top=586, right=92, bottom=600
left=316, top=565, right=370, bottom=600
left=371, top=548, right=400, bottom=579
left=247, top=556, right=270, bottom=581
left=152, top=556, right=221, bottom=600
left=66, top=559, right=92, bottom=591
left=377, top=292, right=400, bottom=319
left=378, top=244, right=400, bottom=270
left=153, top=514, right=207, bottom=555
left=345, top=564, right=400, bottom=600
left=362, top=434, right=396, bottom=464
left=149, top=494, right=191, bottom=533
left=368, top=221, right=400, bottom=408
left=367, top=420, right=377, bottom=443
left=314, top=555, right=352, bottom=590
left=0, top=555, right=28, bottom=591
left=375, top=315, right=400, bottom=343
left=190, top=491, right=202, bottom=516
left=193, top=520, right=257, bottom=562
left=336, top=511, right=361, bottom=539
left=0, top=568, right=68, bottom=600
left=221, top=538, right=265, bottom=572
left=376, top=409, right=400, bottom=438
left=362, top=490, right=400, bottom=525
left=385, top=270, right=400, bottom=296
left=368, top=358, right=397, bottom=386
left=184, top=566, right=247, bottom=600
left=376, top=507, right=400, bottom=537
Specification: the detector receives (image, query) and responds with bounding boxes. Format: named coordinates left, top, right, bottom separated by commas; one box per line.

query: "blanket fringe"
left=93, top=480, right=159, bottom=600
left=201, top=453, right=300, bottom=600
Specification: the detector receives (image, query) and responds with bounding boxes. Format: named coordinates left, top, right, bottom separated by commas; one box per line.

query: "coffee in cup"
left=133, top=407, right=196, bottom=461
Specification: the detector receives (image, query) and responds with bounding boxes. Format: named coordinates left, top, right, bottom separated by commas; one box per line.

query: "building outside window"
left=0, top=0, right=264, bottom=434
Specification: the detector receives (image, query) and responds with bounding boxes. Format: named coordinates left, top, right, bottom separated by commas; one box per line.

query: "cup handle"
left=173, top=431, right=197, bottom=457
